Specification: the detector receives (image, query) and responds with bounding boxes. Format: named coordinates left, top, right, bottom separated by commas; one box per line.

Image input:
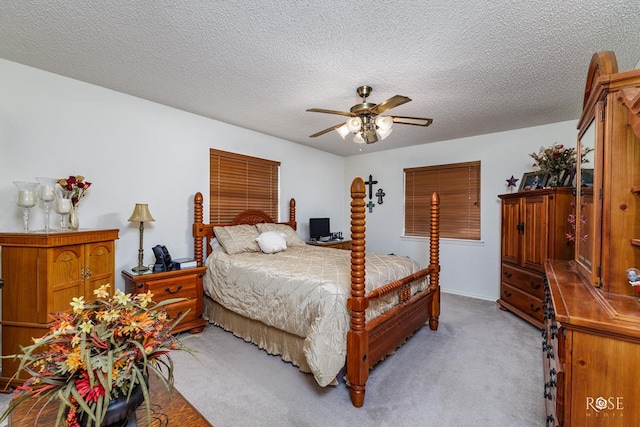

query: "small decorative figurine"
left=627, top=268, right=640, bottom=286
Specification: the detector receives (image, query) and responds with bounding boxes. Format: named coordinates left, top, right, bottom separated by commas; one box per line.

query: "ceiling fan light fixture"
left=353, top=133, right=365, bottom=144
left=336, top=123, right=350, bottom=139
left=377, top=126, right=393, bottom=140
left=375, top=115, right=393, bottom=131
left=346, top=117, right=362, bottom=133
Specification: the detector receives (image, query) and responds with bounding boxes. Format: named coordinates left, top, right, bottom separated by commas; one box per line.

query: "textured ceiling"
left=1, top=1, right=640, bottom=157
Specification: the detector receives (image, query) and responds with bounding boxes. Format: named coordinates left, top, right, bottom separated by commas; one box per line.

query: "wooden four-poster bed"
left=192, top=177, right=440, bottom=407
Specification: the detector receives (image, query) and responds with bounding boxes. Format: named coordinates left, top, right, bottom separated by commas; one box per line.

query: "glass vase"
left=54, top=188, right=73, bottom=230
left=69, top=206, right=80, bottom=230
left=13, top=181, right=39, bottom=232
left=36, top=177, right=58, bottom=232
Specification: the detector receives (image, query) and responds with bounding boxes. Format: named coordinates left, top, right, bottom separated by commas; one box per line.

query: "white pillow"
left=255, top=231, right=288, bottom=254
left=255, top=223, right=306, bottom=247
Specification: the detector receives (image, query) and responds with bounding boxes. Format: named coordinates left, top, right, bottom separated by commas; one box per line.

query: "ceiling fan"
left=307, top=85, right=433, bottom=144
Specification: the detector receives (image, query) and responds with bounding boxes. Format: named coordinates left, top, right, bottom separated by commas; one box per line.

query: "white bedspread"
left=204, top=244, right=427, bottom=386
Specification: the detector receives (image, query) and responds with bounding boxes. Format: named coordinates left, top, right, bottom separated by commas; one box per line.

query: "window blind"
left=404, top=161, right=481, bottom=240
left=209, top=149, right=280, bottom=223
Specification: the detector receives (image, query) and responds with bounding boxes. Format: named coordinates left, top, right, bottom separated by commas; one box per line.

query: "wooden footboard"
left=347, top=177, right=440, bottom=407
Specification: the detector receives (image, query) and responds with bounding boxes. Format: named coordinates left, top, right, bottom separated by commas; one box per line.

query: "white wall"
left=0, top=59, right=345, bottom=290
left=0, top=59, right=582, bottom=301
left=344, top=121, right=579, bottom=300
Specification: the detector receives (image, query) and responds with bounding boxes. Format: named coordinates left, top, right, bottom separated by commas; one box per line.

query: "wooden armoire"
left=498, top=188, right=574, bottom=329
left=542, top=51, right=640, bottom=426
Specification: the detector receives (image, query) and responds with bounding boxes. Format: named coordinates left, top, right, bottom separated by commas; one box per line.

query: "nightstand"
left=306, top=240, right=351, bottom=250
left=122, top=267, right=207, bottom=334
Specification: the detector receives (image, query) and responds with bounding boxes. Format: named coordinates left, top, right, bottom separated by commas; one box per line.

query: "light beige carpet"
left=0, top=292, right=545, bottom=426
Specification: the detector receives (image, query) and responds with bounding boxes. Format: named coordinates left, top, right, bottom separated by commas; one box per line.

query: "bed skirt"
left=202, top=295, right=340, bottom=385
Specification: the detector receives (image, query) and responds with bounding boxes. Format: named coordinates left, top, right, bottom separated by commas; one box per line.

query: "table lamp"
left=128, top=203, right=155, bottom=273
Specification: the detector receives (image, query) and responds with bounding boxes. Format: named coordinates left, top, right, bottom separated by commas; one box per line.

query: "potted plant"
left=0, top=284, right=192, bottom=427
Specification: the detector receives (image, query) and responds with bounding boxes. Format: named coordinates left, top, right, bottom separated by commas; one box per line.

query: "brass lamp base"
left=132, top=264, right=149, bottom=273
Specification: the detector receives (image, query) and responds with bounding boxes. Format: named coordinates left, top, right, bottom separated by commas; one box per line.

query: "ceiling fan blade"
left=391, top=116, right=434, bottom=126
left=369, top=95, right=411, bottom=115
left=309, top=123, right=344, bottom=138
left=307, top=108, right=355, bottom=117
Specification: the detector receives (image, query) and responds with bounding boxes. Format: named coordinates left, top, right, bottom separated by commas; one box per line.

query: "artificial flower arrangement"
left=529, top=143, right=594, bottom=175
left=0, top=284, right=190, bottom=427
left=57, top=175, right=91, bottom=208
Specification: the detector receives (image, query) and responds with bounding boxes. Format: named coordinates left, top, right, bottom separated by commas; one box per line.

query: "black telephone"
left=152, top=245, right=173, bottom=272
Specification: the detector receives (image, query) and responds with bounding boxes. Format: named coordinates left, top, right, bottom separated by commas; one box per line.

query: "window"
left=404, top=161, right=481, bottom=240
left=209, top=149, right=280, bottom=223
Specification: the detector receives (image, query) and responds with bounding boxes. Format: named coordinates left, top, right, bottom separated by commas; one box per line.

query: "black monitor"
left=309, top=218, right=330, bottom=240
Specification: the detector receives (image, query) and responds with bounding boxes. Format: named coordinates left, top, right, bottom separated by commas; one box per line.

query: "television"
left=309, top=218, right=330, bottom=240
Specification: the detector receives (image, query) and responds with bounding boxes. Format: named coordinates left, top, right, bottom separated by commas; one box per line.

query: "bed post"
left=347, top=177, right=368, bottom=408
left=289, top=198, right=297, bottom=230
left=193, top=192, right=205, bottom=266
left=429, top=191, right=441, bottom=330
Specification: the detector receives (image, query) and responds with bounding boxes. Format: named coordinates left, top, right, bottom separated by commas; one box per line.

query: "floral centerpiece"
left=0, top=285, right=190, bottom=427
left=529, top=143, right=594, bottom=186
left=57, top=175, right=91, bottom=208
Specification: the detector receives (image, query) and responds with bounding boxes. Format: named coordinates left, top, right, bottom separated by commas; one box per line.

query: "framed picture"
left=519, top=171, right=546, bottom=191
left=581, top=168, right=594, bottom=187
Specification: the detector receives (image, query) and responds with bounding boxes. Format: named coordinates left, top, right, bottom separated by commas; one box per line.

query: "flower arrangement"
left=0, top=285, right=190, bottom=427
left=57, top=175, right=91, bottom=208
left=529, top=143, right=594, bottom=175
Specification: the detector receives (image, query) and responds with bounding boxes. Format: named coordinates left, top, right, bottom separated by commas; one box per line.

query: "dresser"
left=0, top=229, right=119, bottom=386
left=542, top=51, right=640, bottom=426
left=497, top=188, right=574, bottom=328
left=122, top=267, right=207, bottom=334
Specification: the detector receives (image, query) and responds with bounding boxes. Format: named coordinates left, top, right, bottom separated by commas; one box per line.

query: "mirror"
left=575, top=117, right=599, bottom=286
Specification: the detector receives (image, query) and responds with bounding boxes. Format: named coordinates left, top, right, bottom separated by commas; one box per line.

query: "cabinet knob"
left=137, top=283, right=144, bottom=289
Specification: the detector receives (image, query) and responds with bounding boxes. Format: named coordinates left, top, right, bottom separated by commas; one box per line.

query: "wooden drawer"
left=164, top=298, right=199, bottom=325
left=141, top=275, right=200, bottom=302
left=501, top=264, right=545, bottom=299
left=500, top=283, right=544, bottom=323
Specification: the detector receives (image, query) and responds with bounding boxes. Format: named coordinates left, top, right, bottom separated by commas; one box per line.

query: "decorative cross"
left=366, top=200, right=375, bottom=213
left=364, top=174, right=378, bottom=200
left=376, top=188, right=385, bottom=205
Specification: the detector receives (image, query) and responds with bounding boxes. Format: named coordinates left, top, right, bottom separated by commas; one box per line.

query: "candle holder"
left=13, top=181, right=39, bottom=232
left=54, top=187, right=74, bottom=230
left=36, top=177, right=58, bottom=232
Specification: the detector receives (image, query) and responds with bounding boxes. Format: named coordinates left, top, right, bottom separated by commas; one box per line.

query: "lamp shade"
left=336, top=123, right=350, bottom=139
left=128, top=204, right=155, bottom=222
left=346, top=117, right=362, bottom=133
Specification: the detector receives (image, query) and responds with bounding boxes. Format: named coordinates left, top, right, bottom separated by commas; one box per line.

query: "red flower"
left=75, top=372, right=105, bottom=403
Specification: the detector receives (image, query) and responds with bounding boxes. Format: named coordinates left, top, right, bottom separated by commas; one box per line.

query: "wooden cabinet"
left=306, top=240, right=351, bottom=250
left=0, top=229, right=118, bottom=386
left=544, top=259, right=640, bottom=427
left=542, top=51, right=640, bottom=426
left=575, top=50, right=640, bottom=294
left=122, top=267, right=207, bottom=334
left=498, top=189, right=574, bottom=328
